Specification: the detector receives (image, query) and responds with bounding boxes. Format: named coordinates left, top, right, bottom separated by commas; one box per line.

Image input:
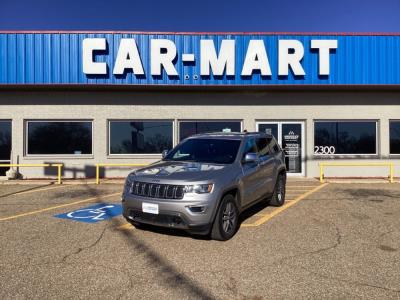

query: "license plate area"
left=142, top=202, right=159, bottom=215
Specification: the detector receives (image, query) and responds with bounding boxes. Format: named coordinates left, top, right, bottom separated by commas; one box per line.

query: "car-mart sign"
left=83, top=38, right=337, bottom=77
left=1, top=33, right=400, bottom=85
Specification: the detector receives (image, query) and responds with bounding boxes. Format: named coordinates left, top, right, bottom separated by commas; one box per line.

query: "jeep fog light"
left=187, top=205, right=207, bottom=213
left=185, top=184, right=213, bottom=194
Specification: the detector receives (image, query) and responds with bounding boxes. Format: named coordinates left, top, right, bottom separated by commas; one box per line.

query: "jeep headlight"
left=125, top=173, right=136, bottom=188
left=185, top=183, right=214, bottom=194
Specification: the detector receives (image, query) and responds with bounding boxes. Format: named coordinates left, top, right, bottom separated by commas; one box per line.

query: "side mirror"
left=243, top=152, right=258, bottom=164
left=161, top=149, right=170, bottom=159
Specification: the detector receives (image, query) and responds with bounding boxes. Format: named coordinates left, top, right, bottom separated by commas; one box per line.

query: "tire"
left=211, top=194, right=239, bottom=241
left=268, top=173, right=286, bottom=207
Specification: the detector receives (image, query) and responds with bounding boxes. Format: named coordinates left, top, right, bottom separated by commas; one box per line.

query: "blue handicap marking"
left=55, top=203, right=122, bottom=223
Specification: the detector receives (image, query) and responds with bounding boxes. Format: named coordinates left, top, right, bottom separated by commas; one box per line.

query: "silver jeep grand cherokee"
left=122, top=132, right=286, bottom=241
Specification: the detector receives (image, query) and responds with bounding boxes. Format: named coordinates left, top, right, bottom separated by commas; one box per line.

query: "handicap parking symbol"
left=55, top=203, right=122, bottom=223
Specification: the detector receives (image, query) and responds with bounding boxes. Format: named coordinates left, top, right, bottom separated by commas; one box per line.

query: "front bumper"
left=122, top=193, right=217, bottom=234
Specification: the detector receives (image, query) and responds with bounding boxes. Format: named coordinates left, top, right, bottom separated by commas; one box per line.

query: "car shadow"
left=0, top=183, right=54, bottom=198
left=80, top=184, right=214, bottom=299
left=131, top=223, right=211, bottom=240
left=239, top=199, right=270, bottom=225
left=129, top=198, right=271, bottom=240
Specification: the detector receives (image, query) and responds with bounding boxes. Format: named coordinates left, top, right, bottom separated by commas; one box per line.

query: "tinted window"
left=0, top=121, right=11, bottom=160
left=390, top=121, right=400, bottom=154
left=179, top=121, right=241, bottom=140
left=27, top=122, right=92, bottom=155
left=243, top=137, right=258, bottom=157
left=258, top=124, right=278, bottom=139
left=165, top=138, right=241, bottom=164
left=109, top=121, right=173, bottom=154
left=256, top=137, right=271, bottom=157
left=0, top=121, right=11, bottom=176
left=314, top=121, right=377, bottom=155
left=269, top=138, right=280, bottom=154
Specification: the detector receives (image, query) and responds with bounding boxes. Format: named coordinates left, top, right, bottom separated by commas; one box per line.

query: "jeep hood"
left=132, top=161, right=229, bottom=182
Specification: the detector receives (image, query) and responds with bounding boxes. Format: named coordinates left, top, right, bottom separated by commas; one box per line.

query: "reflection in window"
left=165, top=138, right=241, bottom=164
left=390, top=121, right=400, bottom=154
left=0, top=121, right=11, bottom=161
left=0, top=121, right=12, bottom=176
left=109, top=121, right=173, bottom=154
left=258, top=124, right=278, bottom=139
left=27, top=121, right=92, bottom=155
left=314, top=121, right=377, bottom=155
left=179, top=121, right=241, bottom=141
left=243, top=137, right=257, bottom=157
left=256, top=137, right=270, bottom=157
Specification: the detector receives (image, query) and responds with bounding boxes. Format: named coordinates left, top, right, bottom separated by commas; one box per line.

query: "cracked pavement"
left=0, top=182, right=400, bottom=299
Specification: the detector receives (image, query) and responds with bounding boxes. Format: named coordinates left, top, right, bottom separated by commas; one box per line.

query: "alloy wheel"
left=222, top=202, right=237, bottom=233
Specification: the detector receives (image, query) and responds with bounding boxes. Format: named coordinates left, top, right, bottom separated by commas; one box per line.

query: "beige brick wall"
left=0, top=88, right=399, bottom=179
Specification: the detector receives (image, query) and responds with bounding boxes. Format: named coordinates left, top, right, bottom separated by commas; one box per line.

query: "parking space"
left=239, top=181, right=325, bottom=227
left=1, top=180, right=400, bottom=299
left=0, top=184, right=121, bottom=221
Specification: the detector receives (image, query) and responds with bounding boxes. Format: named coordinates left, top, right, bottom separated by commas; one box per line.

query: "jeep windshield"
left=164, top=138, right=241, bottom=164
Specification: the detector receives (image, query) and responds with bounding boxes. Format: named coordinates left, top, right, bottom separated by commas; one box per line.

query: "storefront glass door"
left=257, top=121, right=305, bottom=176
left=0, top=121, right=12, bottom=176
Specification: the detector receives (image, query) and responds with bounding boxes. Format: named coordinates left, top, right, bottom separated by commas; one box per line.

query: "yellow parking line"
left=242, top=183, right=328, bottom=227
left=286, top=194, right=309, bottom=198
left=287, top=186, right=319, bottom=188
left=117, top=223, right=134, bottom=230
left=0, top=192, right=120, bottom=222
left=241, top=223, right=257, bottom=228
left=252, top=213, right=268, bottom=217
left=287, top=184, right=320, bottom=187
left=286, top=193, right=309, bottom=196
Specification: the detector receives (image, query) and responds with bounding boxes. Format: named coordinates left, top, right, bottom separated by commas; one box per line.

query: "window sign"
left=257, top=122, right=304, bottom=175
left=282, top=124, right=302, bottom=173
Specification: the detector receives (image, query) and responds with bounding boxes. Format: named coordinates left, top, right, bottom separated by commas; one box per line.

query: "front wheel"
left=211, top=194, right=239, bottom=241
left=268, top=173, right=286, bottom=207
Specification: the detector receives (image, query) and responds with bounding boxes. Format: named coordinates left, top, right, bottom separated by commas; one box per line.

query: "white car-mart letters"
left=83, top=38, right=337, bottom=77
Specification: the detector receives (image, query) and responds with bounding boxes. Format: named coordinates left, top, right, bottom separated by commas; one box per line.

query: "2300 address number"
left=314, top=146, right=336, bottom=155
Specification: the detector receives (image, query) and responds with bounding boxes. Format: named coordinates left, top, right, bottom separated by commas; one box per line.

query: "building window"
left=27, top=121, right=93, bottom=155
left=390, top=121, right=400, bottom=154
left=314, top=121, right=377, bottom=155
left=179, top=121, right=242, bottom=141
left=0, top=121, right=12, bottom=176
left=109, top=121, right=173, bottom=154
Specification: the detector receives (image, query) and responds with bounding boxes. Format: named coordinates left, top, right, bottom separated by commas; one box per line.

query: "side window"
left=269, top=138, right=280, bottom=153
left=256, top=137, right=271, bottom=157
left=243, top=137, right=257, bottom=157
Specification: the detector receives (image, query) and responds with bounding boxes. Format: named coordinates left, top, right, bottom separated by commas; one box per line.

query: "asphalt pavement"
left=0, top=180, right=399, bottom=299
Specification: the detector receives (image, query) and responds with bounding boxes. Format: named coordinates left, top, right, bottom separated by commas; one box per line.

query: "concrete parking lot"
left=0, top=180, right=399, bottom=299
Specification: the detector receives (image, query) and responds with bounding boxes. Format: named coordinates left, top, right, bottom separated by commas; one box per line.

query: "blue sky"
left=0, top=0, right=399, bottom=32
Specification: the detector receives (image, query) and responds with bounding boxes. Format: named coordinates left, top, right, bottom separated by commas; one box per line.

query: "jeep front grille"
left=130, top=181, right=185, bottom=199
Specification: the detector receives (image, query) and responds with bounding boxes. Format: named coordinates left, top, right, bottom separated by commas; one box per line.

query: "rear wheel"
left=211, top=194, right=239, bottom=241
left=268, top=173, right=286, bottom=207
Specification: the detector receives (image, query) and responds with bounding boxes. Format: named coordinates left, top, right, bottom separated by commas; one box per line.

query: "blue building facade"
left=1, top=32, right=400, bottom=86
left=0, top=32, right=400, bottom=180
